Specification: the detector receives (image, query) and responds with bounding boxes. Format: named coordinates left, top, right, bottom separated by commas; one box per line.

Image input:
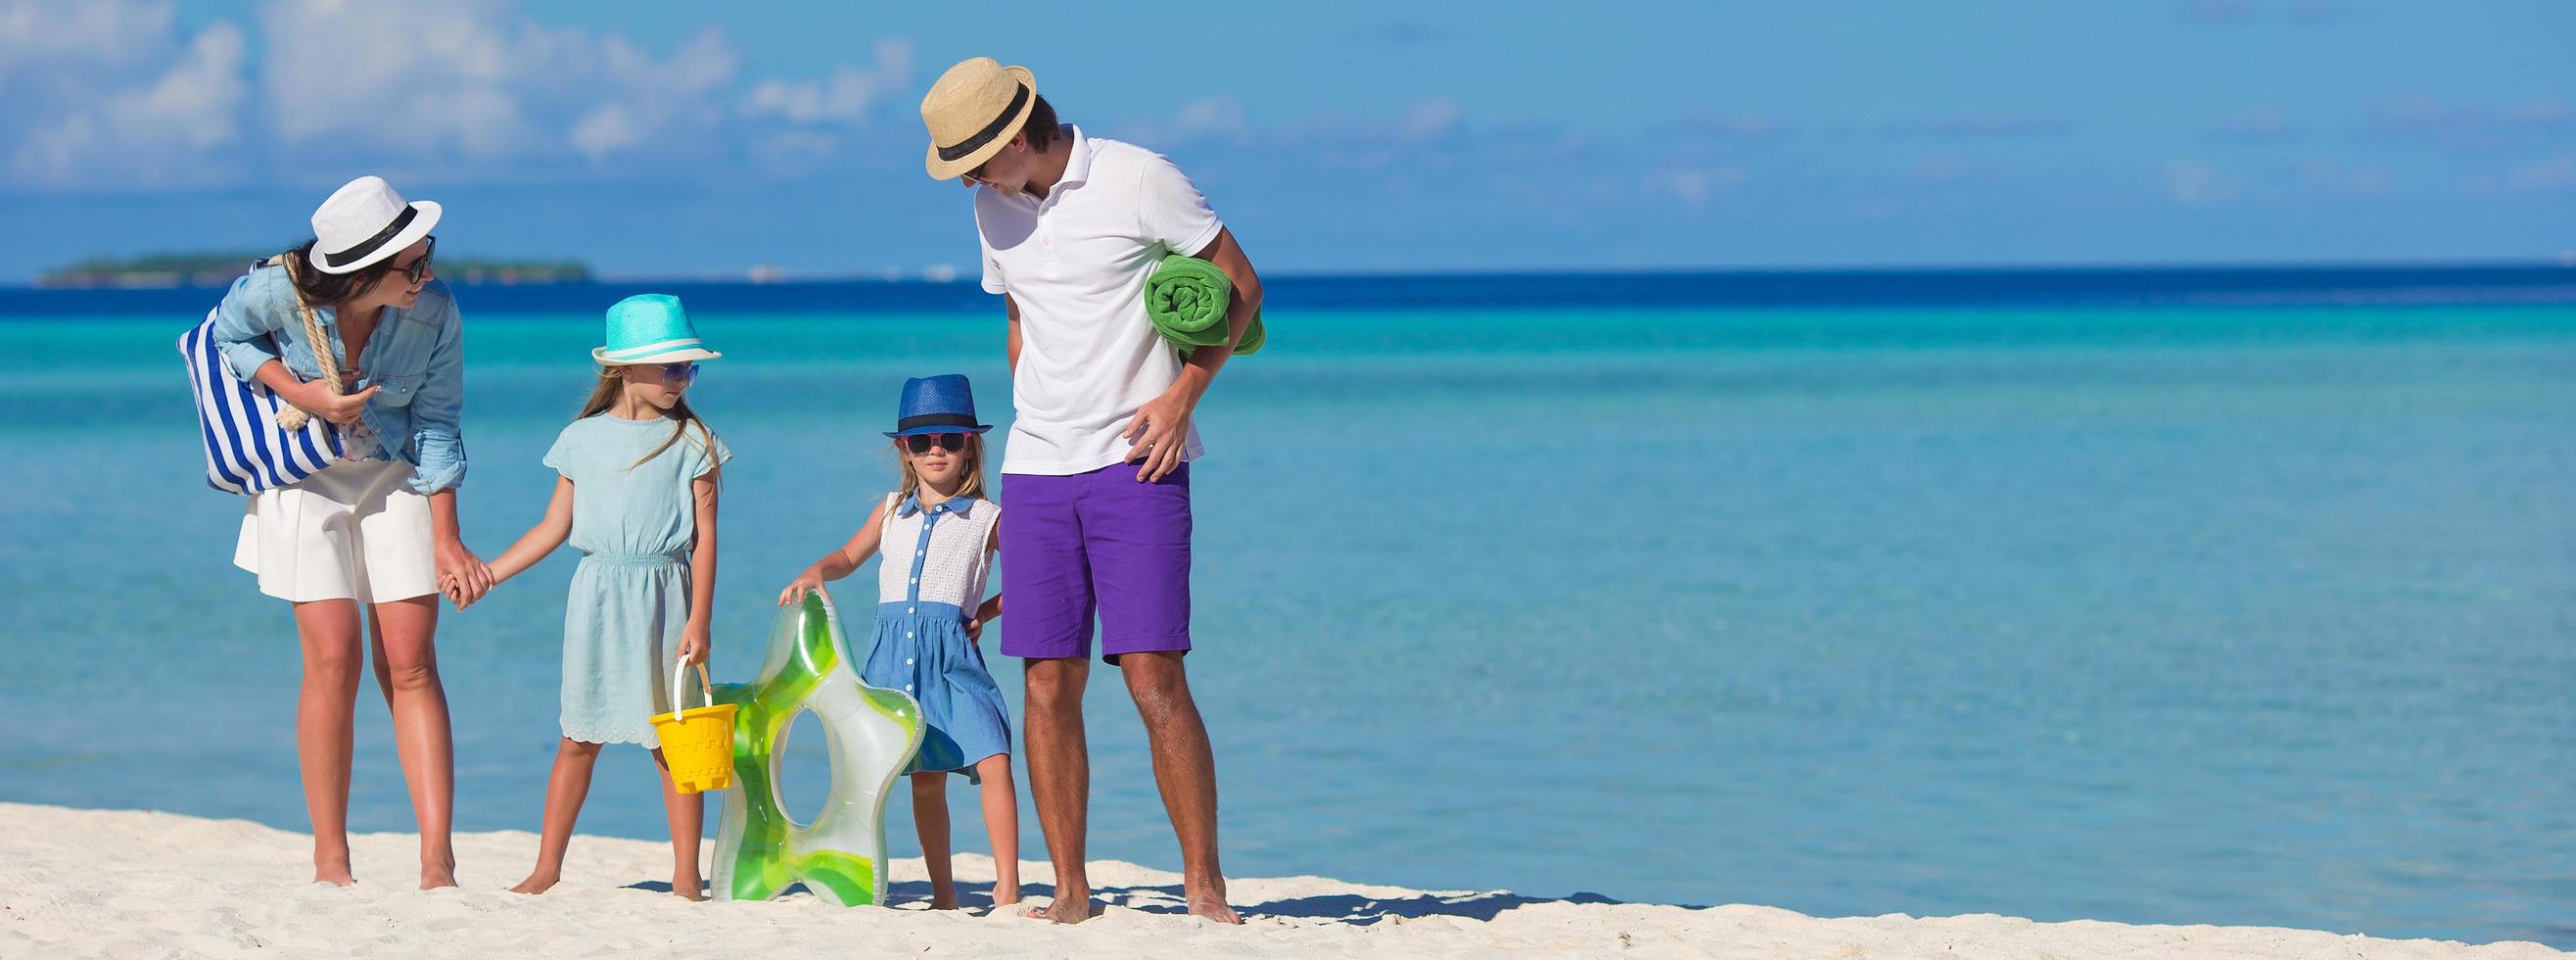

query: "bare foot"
left=990, top=883, right=1022, bottom=908
left=1186, top=880, right=1242, bottom=925
left=509, top=873, right=560, bottom=895
left=930, top=887, right=960, bottom=910
left=420, top=862, right=458, bottom=890
left=313, top=850, right=355, bottom=887
left=673, top=875, right=705, bottom=901
left=1023, top=892, right=1095, bottom=924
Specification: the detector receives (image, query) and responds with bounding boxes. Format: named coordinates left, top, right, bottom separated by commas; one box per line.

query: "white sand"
left=0, top=803, right=2557, bottom=959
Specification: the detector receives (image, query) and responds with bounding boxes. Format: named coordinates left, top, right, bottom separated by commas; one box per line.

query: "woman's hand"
left=436, top=539, right=493, bottom=608
left=439, top=572, right=472, bottom=611
left=679, top=620, right=712, bottom=666
left=292, top=379, right=381, bottom=426
left=778, top=571, right=829, bottom=607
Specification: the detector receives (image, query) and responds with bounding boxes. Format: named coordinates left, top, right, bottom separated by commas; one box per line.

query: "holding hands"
left=437, top=541, right=493, bottom=610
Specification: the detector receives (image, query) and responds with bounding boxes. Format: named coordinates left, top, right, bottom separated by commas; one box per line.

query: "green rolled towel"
left=1145, top=254, right=1264, bottom=357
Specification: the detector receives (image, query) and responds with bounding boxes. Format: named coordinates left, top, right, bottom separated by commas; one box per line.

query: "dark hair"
left=1021, top=95, right=1060, bottom=153
left=280, top=237, right=396, bottom=305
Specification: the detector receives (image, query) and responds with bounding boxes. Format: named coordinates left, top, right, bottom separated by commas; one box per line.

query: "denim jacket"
left=211, top=262, right=467, bottom=494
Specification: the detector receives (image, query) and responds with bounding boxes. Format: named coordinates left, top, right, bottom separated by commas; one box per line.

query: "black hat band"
left=320, top=205, right=418, bottom=270
left=936, top=83, right=1030, bottom=163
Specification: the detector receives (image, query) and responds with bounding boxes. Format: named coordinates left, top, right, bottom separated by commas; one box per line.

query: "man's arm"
left=1006, top=294, right=1022, bottom=374
left=1122, top=226, right=1260, bottom=482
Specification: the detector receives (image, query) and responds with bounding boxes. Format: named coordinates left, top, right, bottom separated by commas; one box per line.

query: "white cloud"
left=1175, top=95, right=1247, bottom=135
left=2505, top=155, right=2576, bottom=192
left=2163, top=159, right=2245, bottom=206
left=1, top=0, right=247, bottom=188
left=743, top=39, right=913, bottom=123
left=258, top=0, right=741, bottom=168
left=1403, top=98, right=1460, bottom=140
left=2297, top=159, right=2389, bottom=196
left=1882, top=113, right=2072, bottom=138
left=1661, top=167, right=1748, bottom=206
left=0, top=0, right=923, bottom=189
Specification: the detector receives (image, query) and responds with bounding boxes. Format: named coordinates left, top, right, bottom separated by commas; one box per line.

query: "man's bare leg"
left=1020, top=656, right=1095, bottom=923
left=1120, top=650, right=1240, bottom=924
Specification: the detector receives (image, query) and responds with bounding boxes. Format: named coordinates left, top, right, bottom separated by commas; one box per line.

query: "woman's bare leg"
left=368, top=596, right=456, bottom=888
left=292, top=600, right=364, bottom=886
left=650, top=747, right=706, bottom=900
left=511, top=738, right=602, bottom=893
left=972, top=754, right=1021, bottom=906
left=911, top=772, right=957, bottom=909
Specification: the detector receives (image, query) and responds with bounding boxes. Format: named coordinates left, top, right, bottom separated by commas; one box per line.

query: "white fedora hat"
left=919, top=57, right=1036, bottom=181
left=308, top=175, right=441, bottom=274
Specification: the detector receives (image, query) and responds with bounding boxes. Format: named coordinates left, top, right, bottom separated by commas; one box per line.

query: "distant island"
left=38, top=252, right=591, bottom=288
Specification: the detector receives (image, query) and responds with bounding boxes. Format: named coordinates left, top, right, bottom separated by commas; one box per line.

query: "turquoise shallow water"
left=4, top=304, right=2572, bottom=946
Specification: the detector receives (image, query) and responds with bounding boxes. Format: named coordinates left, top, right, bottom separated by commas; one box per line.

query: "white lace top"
left=875, top=493, right=1000, bottom=610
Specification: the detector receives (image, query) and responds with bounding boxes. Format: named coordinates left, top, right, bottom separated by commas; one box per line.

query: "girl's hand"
left=778, top=572, right=829, bottom=607
left=963, top=615, right=985, bottom=643
left=436, top=540, right=493, bottom=607
left=679, top=621, right=712, bottom=667
left=439, top=572, right=472, bottom=611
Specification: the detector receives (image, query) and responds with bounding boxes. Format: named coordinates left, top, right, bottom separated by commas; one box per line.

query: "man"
left=919, top=57, right=1260, bottom=925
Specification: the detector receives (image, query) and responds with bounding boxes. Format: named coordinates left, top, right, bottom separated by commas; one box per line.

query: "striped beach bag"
left=178, top=308, right=345, bottom=495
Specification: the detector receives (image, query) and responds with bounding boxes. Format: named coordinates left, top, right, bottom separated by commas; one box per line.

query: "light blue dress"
left=543, top=413, right=730, bottom=746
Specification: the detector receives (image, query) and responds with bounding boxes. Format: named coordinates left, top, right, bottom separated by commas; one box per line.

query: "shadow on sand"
left=623, top=878, right=1653, bottom=925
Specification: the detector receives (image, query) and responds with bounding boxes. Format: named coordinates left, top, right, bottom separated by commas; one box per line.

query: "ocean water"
left=3, top=292, right=2571, bottom=947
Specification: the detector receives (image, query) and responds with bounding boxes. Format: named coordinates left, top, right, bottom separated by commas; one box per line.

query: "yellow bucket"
left=650, top=661, right=737, bottom=794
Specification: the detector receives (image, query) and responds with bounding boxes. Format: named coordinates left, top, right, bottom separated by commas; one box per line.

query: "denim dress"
left=863, top=494, right=1011, bottom=781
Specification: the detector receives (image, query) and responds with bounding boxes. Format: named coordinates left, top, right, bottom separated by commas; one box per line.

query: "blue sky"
left=0, top=0, right=2568, bottom=281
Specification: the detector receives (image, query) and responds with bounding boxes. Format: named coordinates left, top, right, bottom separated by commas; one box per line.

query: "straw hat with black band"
left=920, top=57, right=1037, bottom=181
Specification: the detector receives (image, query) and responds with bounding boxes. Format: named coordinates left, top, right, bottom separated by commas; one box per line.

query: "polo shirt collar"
left=1055, top=124, right=1092, bottom=189
left=896, top=495, right=976, bottom=518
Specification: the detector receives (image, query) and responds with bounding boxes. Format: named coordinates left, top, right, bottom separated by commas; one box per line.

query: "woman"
left=211, top=175, right=492, bottom=888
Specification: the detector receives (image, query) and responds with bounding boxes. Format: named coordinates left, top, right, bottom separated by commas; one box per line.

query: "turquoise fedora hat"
left=592, top=294, right=723, bottom=365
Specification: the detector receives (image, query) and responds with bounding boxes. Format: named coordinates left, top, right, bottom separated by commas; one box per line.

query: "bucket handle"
left=669, top=657, right=714, bottom=721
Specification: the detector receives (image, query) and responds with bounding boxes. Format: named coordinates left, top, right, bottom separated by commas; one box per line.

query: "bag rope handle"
left=270, top=252, right=345, bottom=432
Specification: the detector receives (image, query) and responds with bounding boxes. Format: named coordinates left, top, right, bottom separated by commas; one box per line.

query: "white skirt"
left=234, top=457, right=438, bottom=603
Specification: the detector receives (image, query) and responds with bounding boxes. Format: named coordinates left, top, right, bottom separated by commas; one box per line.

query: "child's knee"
left=910, top=772, right=947, bottom=794
left=560, top=739, right=604, bottom=759
left=974, top=754, right=1013, bottom=781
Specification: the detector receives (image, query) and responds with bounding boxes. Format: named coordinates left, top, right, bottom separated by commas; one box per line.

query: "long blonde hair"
left=579, top=366, right=720, bottom=474
left=894, top=433, right=988, bottom=507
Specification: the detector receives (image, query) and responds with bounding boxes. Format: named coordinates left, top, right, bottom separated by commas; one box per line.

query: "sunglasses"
left=653, top=361, right=697, bottom=386
left=901, top=432, right=968, bottom=455
left=385, top=235, right=436, bottom=284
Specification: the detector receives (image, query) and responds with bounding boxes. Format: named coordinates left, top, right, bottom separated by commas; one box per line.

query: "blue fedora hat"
left=592, top=293, right=722, bottom=365
left=884, top=374, right=993, bottom=437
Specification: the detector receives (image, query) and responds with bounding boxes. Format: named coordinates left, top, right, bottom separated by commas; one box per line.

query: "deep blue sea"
left=4, top=269, right=2571, bottom=947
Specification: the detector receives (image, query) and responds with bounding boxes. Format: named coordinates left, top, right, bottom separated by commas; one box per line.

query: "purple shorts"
left=999, top=463, right=1192, bottom=664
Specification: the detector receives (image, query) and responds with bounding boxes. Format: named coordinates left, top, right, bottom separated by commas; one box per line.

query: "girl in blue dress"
left=467, top=294, right=728, bottom=899
left=781, top=373, right=1018, bottom=910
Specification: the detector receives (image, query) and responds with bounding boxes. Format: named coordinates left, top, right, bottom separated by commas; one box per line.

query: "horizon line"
left=14, top=256, right=2576, bottom=292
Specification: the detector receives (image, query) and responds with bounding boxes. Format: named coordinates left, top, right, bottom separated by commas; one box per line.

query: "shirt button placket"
left=908, top=510, right=936, bottom=612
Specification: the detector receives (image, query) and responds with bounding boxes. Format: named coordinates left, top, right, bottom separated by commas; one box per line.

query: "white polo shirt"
left=976, top=124, right=1226, bottom=476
